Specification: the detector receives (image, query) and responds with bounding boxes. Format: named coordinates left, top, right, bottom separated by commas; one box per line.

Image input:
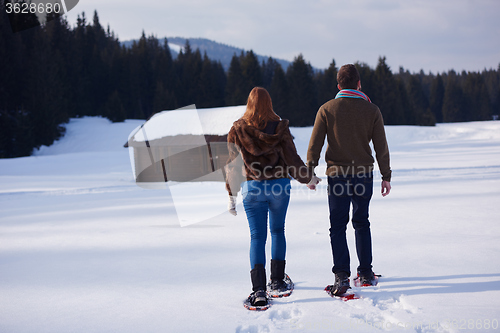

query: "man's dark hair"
left=337, top=64, right=360, bottom=89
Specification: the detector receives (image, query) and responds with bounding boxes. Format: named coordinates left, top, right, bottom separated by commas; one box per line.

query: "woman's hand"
left=228, top=195, right=237, bottom=215
left=307, top=175, right=322, bottom=190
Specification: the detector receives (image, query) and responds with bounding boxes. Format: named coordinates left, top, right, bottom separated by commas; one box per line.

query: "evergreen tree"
left=44, top=13, right=73, bottom=118
left=105, top=90, right=126, bottom=122
left=153, top=81, right=177, bottom=113
left=373, top=57, right=404, bottom=125
left=129, top=32, right=168, bottom=118
left=396, top=67, right=412, bottom=87
left=240, top=50, right=262, bottom=94
left=482, top=68, right=500, bottom=108
left=225, top=54, right=246, bottom=105
left=0, top=111, right=14, bottom=158
left=493, top=68, right=500, bottom=117
left=3, top=7, right=500, bottom=157
left=462, top=72, right=491, bottom=121
left=396, top=77, right=415, bottom=125
left=429, top=74, right=445, bottom=123
left=355, top=62, right=376, bottom=101
left=148, top=38, right=176, bottom=112
left=496, top=64, right=500, bottom=117
left=261, top=57, right=278, bottom=91
left=493, top=87, right=500, bottom=118
left=407, top=75, right=435, bottom=125
left=72, top=12, right=93, bottom=116
left=0, top=2, right=25, bottom=111
left=88, top=10, right=113, bottom=116
left=116, top=45, right=135, bottom=119
left=269, top=63, right=290, bottom=118
left=176, top=40, right=204, bottom=107
left=0, top=108, right=33, bottom=158
left=259, top=57, right=290, bottom=114
left=316, top=59, right=338, bottom=105
left=442, top=71, right=466, bottom=122
left=106, top=34, right=129, bottom=117
left=25, top=15, right=69, bottom=147
left=198, top=53, right=226, bottom=108
left=286, top=54, right=317, bottom=126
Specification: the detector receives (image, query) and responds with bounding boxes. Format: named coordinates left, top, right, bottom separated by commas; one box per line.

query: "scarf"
left=335, top=89, right=371, bottom=103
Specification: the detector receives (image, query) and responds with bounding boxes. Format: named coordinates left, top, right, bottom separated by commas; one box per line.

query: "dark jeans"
left=242, top=178, right=291, bottom=269
left=327, top=173, right=373, bottom=277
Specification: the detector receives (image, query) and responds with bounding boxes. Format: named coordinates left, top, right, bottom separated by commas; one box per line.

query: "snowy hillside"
left=120, top=37, right=292, bottom=71
left=1, top=113, right=500, bottom=333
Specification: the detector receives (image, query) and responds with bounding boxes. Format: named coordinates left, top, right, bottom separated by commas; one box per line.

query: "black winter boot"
left=268, top=259, right=294, bottom=297
left=327, top=271, right=351, bottom=296
left=250, top=263, right=267, bottom=292
left=270, top=259, right=285, bottom=283
left=247, top=264, right=269, bottom=307
left=356, top=270, right=377, bottom=287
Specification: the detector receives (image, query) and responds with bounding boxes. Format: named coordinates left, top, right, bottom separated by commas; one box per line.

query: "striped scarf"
left=335, top=89, right=371, bottom=103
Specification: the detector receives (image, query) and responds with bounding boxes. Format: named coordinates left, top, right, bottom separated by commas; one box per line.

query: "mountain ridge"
left=121, top=36, right=292, bottom=71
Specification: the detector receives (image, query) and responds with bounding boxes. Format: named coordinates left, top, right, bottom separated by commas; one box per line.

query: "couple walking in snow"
left=225, top=64, right=392, bottom=309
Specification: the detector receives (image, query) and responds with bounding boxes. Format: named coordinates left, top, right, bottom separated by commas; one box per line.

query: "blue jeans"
left=328, top=173, right=373, bottom=276
left=242, top=178, right=291, bottom=269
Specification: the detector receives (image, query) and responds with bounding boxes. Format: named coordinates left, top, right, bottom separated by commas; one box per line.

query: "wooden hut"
left=126, top=106, right=245, bottom=186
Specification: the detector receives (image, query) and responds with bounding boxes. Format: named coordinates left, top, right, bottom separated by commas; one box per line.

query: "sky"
left=64, top=0, right=500, bottom=74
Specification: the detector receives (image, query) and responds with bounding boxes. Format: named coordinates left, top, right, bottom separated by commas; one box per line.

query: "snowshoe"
left=325, top=272, right=358, bottom=300
left=329, top=272, right=351, bottom=296
left=324, top=285, right=359, bottom=301
left=243, top=290, right=271, bottom=311
left=354, top=272, right=380, bottom=287
left=267, top=274, right=294, bottom=298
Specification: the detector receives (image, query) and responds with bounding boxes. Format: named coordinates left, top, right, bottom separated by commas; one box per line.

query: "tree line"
left=1, top=9, right=499, bottom=158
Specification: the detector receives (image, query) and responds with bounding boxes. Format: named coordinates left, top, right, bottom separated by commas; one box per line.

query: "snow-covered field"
left=1, top=114, right=500, bottom=333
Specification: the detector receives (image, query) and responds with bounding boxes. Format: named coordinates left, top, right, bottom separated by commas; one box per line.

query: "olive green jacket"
left=307, top=98, right=392, bottom=182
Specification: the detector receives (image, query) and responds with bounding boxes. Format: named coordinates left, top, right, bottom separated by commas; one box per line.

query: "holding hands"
left=307, top=175, right=322, bottom=190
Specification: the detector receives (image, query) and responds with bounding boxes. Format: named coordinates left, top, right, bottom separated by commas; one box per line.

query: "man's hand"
left=307, top=175, right=322, bottom=190
left=381, top=181, right=391, bottom=197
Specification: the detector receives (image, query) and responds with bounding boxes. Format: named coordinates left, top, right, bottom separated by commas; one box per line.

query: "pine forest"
left=1, top=10, right=499, bottom=158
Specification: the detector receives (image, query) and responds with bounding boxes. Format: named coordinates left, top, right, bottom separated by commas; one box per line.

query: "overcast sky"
left=65, top=0, right=500, bottom=74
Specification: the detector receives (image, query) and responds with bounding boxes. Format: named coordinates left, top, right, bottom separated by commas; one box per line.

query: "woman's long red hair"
left=242, top=87, right=280, bottom=129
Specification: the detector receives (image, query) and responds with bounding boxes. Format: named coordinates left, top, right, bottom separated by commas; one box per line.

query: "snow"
left=1, top=112, right=500, bottom=333
left=130, top=105, right=246, bottom=142
left=168, top=43, right=183, bottom=54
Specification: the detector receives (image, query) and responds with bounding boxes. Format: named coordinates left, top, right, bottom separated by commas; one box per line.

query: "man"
left=306, top=64, right=391, bottom=296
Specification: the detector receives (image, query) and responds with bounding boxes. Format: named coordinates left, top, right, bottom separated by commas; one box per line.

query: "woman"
left=225, top=87, right=320, bottom=310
